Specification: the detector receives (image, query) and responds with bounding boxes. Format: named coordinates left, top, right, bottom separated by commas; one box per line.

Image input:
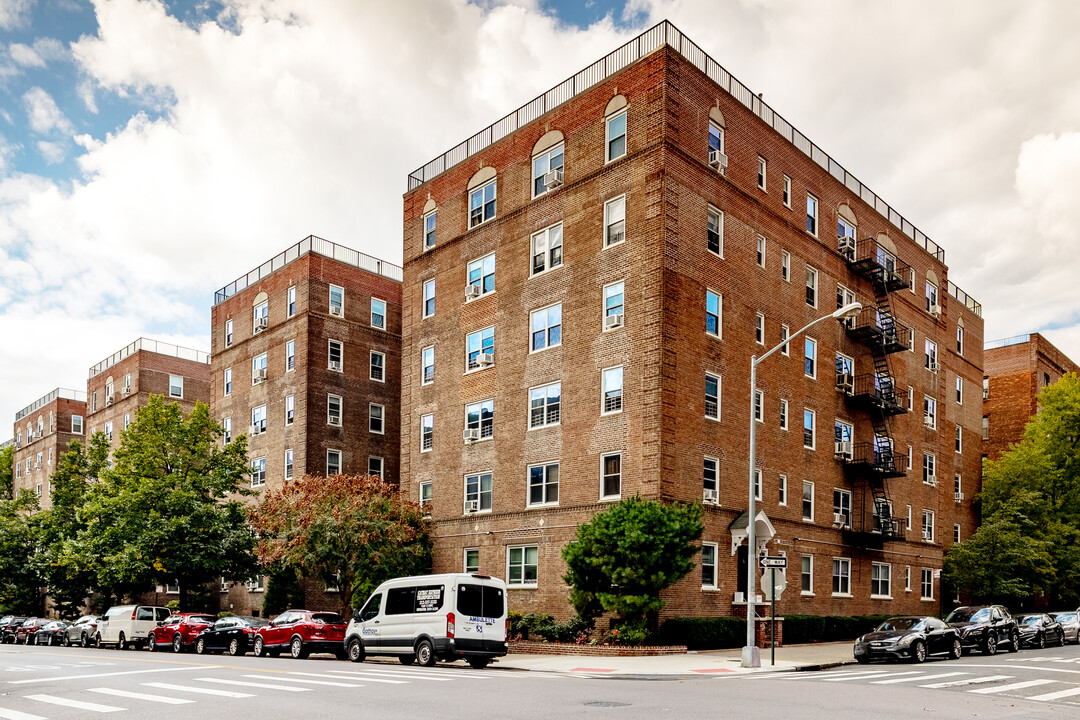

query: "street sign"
left=760, top=569, right=786, bottom=601
left=759, top=556, right=787, bottom=569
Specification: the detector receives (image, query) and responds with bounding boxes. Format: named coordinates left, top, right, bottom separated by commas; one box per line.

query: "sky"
left=1, top=0, right=1079, bottom=429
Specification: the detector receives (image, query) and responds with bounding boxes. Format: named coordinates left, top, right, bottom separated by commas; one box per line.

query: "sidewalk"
left=494, top=641, right=856, bottom=676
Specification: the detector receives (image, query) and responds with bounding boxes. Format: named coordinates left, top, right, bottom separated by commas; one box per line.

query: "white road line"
left=9, top=666, right=219, bottom=685
left=196, top=678, right=309, bottom=692
left=921, top=674, right=1014, bottom=688
left=143, top=682, right=254, bottom=698
left=88, top=688, right=193, bottom=705
left=357, top=666, right=497, bottom=679
left=822, top=670, right=924, bottom=682
left=0, top=708, right=46, bottom=720
left=287, top=671, right=407, bottom=685
left=326, top=669, right=453, bottom=682
left=969, top=679, right=1057, bottom=694
left=242, top=675, right=363, bottom=688
left=24, top=695, right=123, bottom=713
left=872, top=672, right=967, bottom=685
left=1026, top=687, right=1080, bottom=702
left=1051, top=658, right=1080, bottom=664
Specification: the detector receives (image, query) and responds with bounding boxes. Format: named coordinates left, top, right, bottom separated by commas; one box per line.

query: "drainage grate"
left=585, top=701, right=631, bottom=708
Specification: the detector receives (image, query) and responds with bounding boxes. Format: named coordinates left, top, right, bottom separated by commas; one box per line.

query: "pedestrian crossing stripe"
left=968, top=679, right=1057, bottom=694
left=22, top=695, right=123, bottom=713
left=196, top=678, right=310, bottom=692
left=287, top=671, right=407, bottom=685
left=87, top=688, right=193, bottom=705
left=872, top=672, right=967, bottom=685
left=920, top=674, right=1013, bottom=688
left=1025, top=686, right=1080, bottom=702
left=142, top=682, right=254, bottom=698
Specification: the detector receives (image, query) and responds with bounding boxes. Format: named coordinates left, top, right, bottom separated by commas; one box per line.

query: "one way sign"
left=759, top=556, right=787, bottom=569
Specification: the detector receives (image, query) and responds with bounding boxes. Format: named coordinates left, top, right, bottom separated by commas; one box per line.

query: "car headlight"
left=896, top=635, right=915, bottom=647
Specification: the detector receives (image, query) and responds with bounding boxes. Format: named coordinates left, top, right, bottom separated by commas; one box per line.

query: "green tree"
left=251, top=473, right=432, bottom=614
left=262, top=564, right=306, bottom=617
left=943, top=514, right=1054, bottom=603
left=563, top=497, right=704, bottom=633
left=75, top=395, right=258, bottom=610
left=0, top=444, right=13, bottom=500
left=0, top=490, right=41, bottom=614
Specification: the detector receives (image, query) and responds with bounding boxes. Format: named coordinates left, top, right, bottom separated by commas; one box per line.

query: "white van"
left=96, top=605, right=170, bottom=650
left=344, top=573, right=508, bottom=669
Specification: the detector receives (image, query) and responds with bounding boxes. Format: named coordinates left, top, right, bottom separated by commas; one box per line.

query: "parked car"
left=853, top=616, right=962, bottom=663
left=1050, top=611, right=1079, bottom=644
left=34, top=621, right=70, bottom=646
left=0, top=617, right=28, bottom=643
left=16, top=618, right=50, bottom=644
left=344, top=573, right=508, bottom=669
left=194, top=616, right=269, bottom=656
left=96, top=605, right=170, bottom=650
left=63, top=616, right=101, bottom=647
left=945, top=605, right=1020, bottom=655
left=147, top=613, right=218, bottom=653
left=1016, top=613, right=1065, bottom=648
left=253, top=610, right=347, bottom=659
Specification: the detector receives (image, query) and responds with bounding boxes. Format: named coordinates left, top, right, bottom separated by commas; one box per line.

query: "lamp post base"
left=741, top=644, right=761, bottom=668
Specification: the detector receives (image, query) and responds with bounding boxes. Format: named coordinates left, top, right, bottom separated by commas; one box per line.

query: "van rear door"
left=455, top=581, right=505, bottom=648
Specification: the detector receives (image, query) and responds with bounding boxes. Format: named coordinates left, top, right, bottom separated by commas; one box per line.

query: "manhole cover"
left=585, top=701, right=631, bottom=708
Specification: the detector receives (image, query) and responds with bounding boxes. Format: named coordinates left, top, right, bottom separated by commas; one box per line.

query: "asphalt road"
left=0, top=642, right=1077, bottom=719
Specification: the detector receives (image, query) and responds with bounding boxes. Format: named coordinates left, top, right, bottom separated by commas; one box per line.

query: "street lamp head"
left=831, top=301, right=863, bottom=320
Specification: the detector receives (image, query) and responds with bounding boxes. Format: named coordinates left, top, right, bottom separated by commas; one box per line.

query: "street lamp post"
left=741, top=301, right=862, bottom=669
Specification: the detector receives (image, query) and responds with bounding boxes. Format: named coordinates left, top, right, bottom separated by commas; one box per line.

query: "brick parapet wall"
left=508, top=640, right=687, bottom=656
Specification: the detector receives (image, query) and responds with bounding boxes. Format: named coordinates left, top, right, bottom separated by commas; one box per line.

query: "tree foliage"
left=563, top=497, right=704, bottom=626
left=251, top=473, right=432, bottom=613
left=0, top=490, right=40, bottom=614
left=0, top=444, right=13, bottom=500
left=942, top=514, right=1054, bottom=604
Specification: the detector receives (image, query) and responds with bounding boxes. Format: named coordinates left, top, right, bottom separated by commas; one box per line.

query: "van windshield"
left=457, top=584, right=505, bottom=619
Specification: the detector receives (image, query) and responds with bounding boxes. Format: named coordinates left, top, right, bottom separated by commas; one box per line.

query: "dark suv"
left=0, top=617, right=28, bottom=643
left=945, top=605, right=1020, bottom=655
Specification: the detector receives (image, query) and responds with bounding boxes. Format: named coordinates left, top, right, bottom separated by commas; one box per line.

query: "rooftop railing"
left=985, top=334, right=1031, bottom=350
left=89, top=338, right=210, bottom=380
left=948, top=281, right=982, bottom=317
left=213, top=235, right=403, bottom=306
left=15, top=387, right=88, bottom=421
left=406, top=19, right=956, bottom=271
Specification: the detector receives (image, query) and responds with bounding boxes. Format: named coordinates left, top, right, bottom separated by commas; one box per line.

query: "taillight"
left=446, top=612, right=455, bottom=638
left=131, top=609, right=137, bottom=620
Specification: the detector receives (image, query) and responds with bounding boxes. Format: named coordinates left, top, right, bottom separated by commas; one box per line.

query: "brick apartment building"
left=210, top=235, right=402, bottom=615
left=983, top=333, right=1080, bottom=461
left=86, top=338, right=212, bottom=452
left=11, top=388, right=87, bottom=509
left=400, top=21, right=984, bottom=621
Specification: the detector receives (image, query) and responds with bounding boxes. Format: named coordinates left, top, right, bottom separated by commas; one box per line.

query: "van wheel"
left=467, top=657, right=490, bottom=669
left=117, top=632, right=128, bottom=651
left=415, top=639, right=436, bottom=667
left=147, top=635, right=157, bottom=652
left=398, top=655, right=414, bottom=665
left=290, top=637, right=308, bottom=660
left=347, top=639, right=364, bottom=663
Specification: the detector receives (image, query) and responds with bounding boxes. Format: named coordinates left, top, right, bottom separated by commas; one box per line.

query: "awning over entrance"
left=728, top=509, right=776, bottom=556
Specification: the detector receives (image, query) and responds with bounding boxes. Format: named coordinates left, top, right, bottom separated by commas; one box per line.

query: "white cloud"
left=0, top=0, right=35, bottom=30
left=22, top=86, right=74, bottom=134
left=35, top=139, right=64, bottom=163
left=9, top=42, right=45, bottom=68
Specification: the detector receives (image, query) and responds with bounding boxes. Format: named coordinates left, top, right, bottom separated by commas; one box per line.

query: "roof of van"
left=377, top=573, right=504, bottom=585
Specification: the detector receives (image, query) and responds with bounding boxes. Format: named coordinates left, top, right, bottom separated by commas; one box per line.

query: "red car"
left=15, top=618, right=49, bottom=644
left=147, top=613, right=217, bottom=653
left=252, top=609, right=347, bottom=659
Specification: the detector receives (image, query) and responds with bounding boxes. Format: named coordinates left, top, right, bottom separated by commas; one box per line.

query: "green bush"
left=535, top=615, right=591, bottom=643
left=658, top=616, right=745, bottom=650
left=509, top=612, right=556, bottom=640
left=783, top=614, right=890, bottom=644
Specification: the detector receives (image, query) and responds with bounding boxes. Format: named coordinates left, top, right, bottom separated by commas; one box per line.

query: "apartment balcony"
left=835, top=441, right=907, bottom=479
left=841, top=512, right=905, bottom=548
left=842, top=374, right=908, bottom=416
left=843, top=239, right=912, bottom=292
left=845, top=308, right=910, bottom=354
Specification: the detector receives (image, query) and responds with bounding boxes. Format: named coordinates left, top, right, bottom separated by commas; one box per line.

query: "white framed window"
left=222, top=417, right=231, bottom=444
left=906, top=505, right=913, bottom=531
left=871, top=563, right=892, bottom=598
left=805, top=266, right=818, bottom=307
left=708, top=122, right=724, bottom=156
left=527, top=462, right=559, bottom=507
left=779, top=474, right=788, bottom=506
left=368, top=456, right=383, bottom=478
left=954, top=524, right=961, bottom=543
left=465, top=399, right=494, bottom=440
left=251, top=457, right=266, bottom=488
left=286, top=341, right=295, bottom=372
left=464, top=548, right=480, bottom=574
left=803, top=408, right=816, bottom=449
left=465, top=472, right=493, bottom=513
left=905, top=566, right=911, bottom=592
left=907, top=386, right=914, bottom=412
left=530, top=223, right=563, bottom=275
left=703, top=456, right=718, bottom=500
left=423, top=279, right=435, bottom=318
left=802, top=481, right=814, bottom=521
left=705, top=372, right=721, bottom=421
left=327, top=395, right=342, bottom=426
left=804, top=337, right=817, bottom=378
left=602, top=366, right=623, bottom=415
left=955, top=425, right=963, bottom=453
left=532, top=143, right=564, bottom=198
left=924, top=395, right=937, bottom=429
left=601, top=453, right=622, bottom=500
left=72, top=415, right=83, bottom=434
left=983, top=415, right=989, bottom=440
left=466, top=327, right=495, bottom=371
left=370, top=351, right=385, bottom=382
left=224, top=319, right=233, bottom=347
left=782, top=175, right=791, bottom=208
left=251, top=354, right=267, bottom=385
left=606, top=110, right=627, bottom=162
left=920, top=568, right=934, bottom=600
left=528, top=382, right=561, bottom=429
left=329, top=284, right=344, bottom=316
left=328, top=339, right=343, bottom=371
left=603, top=281, right=624, bottom=327
left=955, top=376, right=963, bottom=404
left=707, top=207, right=723, bottom=256
left=755, top=312, right=765, bottom=345
left=801, top=555, right=813, bottom=594
left=757, top=156, right=767, bottom=190
left=779, top=399, right=789, bottom=430
left=284, top=448, right=293, bottom=480
left=835, top=420, right=853, bottom=451
left=806, top=193, right=818, bottom=236
left=326, top=449, right=342, bottom=476
left=756, top=235, right=766, bottom=268
left=287, top=286, right=296, bottom=317
left=247, top=576, right=265, bottom=593
left=956, top=325, right=964, bottom=354
left=422, top=345, right=435, bottom=385
left=423, top=210, right=437, bottom=250
left=369, top=403, right=385, bottom=434
left=925, top=339, right=938, bottom=370
left=169, top=375, right=183, bottom=399
left=836, top=352, right=854, bottom=382
left=251, top=405, right=267, bottom=435
left=420, top=413, right=434, bottom=452
left=753, top=389, right=763, bottom=422
left=780, top=324, right=790, bottom=355
left=507, top=545, right=538, bottom=586
left=925, top=281, right=939, bottom=313
left=706, top=290, right=722, bottom=338
left=284, top=395, right=294, bottom=426
left=754, top=468, right=762, bottom=501
left=833, top=488, right=851, bottom=526
left=832, top=557, right=851, bottom=595
left=530, top=304, right=562, bottom=352
left=923, top=452, right=936, bottom=485
left=954, top=473, right=963, bottom=499
left=253, top=301, right=268, bottom=332
left=781, top=250, right=790, bottom=282
left=604, top=195, right=626, bottom=247
left=469, top=179, right=496, bottom=228
left=420, top=481, right=432, bottom=514
left=922, top=510, right=935, bottom=543
left=701, top=542, right=718, bottom=590
left=371, top=297, right=386, bottom=329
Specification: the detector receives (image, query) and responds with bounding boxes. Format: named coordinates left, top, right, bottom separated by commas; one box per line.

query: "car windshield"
left=1019, top=616, right=1042, bottom=626
left=946, top=607, right=991, bottom=623
left=311, top=613, right=344, bottom=625
left=240, top=616, right=269, bottom=627
left=876, top=618, right=923, bottom=632
left=1052, top=612, right=1077, bottom=623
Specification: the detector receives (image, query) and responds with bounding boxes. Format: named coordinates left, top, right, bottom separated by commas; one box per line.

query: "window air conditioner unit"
left=465, top=500, right=479, bottom=513
left=475, top=352, right=494, bottom=367
left=708, top=149, right=728, bottom=173
left=330, top=306, right=343, bottom=317
left=836, top=373, right=854, bottom=392
left=35, top=462, right=42, bottom=470
left=703, top=488, right=719, bottom=503
left=929, top=304, right=941, bottom=317
left=463, top=428, right=480, bottom=442
left=105, top=395, right=114, bottom=406
left=928, top=361, right=939, bottom=372
left=328, top=416, right=342, bottom=427
left=254, top=368, right=267, bottom=383
left=254, top=317, right=268, bottom=332
left=604, top=313, right=624, bottom=331
left=925, top=474, right=937, bottom=487
left=542, top=168, right=564, bottom=190
left=954, top=492, right=964, bottom=502
left=248, top=425, right=258, bottom=436
left=121, top=386, right=130, bottom=396
left=834, top=440, right=853, bottom=460
left=838, top=236, right=855, bottom=255
left=922, top=530, right=933, bottom=542
left=923, top=415, right=934, bottom=429
left=464, top=285, right=481, bottom=300
left=833, top=512, right=849, bottom=528
left=329, top=361, right=342, bottom=372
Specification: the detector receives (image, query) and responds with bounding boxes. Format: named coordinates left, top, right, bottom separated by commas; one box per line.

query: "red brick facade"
left=401, top=40, right=984, bottom=622
left=12, top=390, right=87, bottom=509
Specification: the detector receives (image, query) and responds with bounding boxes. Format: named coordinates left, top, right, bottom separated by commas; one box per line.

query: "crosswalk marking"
left=822, top=670, right=923, bottom=682
left=0, top=708, right=46, bottom=720
left=287, top=671, right=406, bottom=686
left=23, top=695, right=123, bottom=713
left=143, top=682, right=254, bottom=698
left=88, top=688, right=193, bottom=705
left=969, top=679, right=1057, bottom=694
left=920, top=674, right=1014, bottom=688
left=241, top=675, right=363, bottom=688
left=196, top=678, right=309, bottom=692
left=1050, top=658, right=1080, bottom=664
left=872, top=672, right=966, bottom=685
left=1026, top=686, right=1080, bottom=702
left=326, top=669, right=452, bottom=682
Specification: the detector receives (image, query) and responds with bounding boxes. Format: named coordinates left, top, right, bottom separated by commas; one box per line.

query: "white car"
left=344, top=573, right=508, bottom=669
left=1051, top=611, right=1079, bottom=644
left=96, top=605, right=170, bottom=650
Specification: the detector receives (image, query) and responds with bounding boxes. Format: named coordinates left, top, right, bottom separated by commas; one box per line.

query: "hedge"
left=658, top=614, right=891, bottom=650
left=783, top=614, right=891, bottom=644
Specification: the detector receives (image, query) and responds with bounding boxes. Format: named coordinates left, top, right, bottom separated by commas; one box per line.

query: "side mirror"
left=156, top=621, right=165, bottom=626
left=353, top=609, right=361, bottom=622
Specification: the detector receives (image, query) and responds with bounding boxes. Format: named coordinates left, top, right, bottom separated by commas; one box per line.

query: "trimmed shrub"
left=783, top=614, right=890, bottom=644
left=658, top=616, right=744, bottom=650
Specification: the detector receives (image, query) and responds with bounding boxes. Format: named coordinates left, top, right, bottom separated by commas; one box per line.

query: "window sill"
left=463, top=436, right=494, bottom=445
left=705, top=415, right=721, bottom=423
left=526, top=502, right=559, bottom=510
left=529, top=344, right=562, bottom=355
left=801, top=592, right=814, bottom=597
left=463, top=509, right=493, bottom=516
left=701, top=586, right=721, bottom=593
left=527, top=423, right=560, bottom=432
left=604, top=238, right=627, bottom=250
left=831, top=593, right=853, bottom=598
left=464, top=290, right=496, bottom=303
left=529, top=264, right=563, bottom=280
left=419, top=448, right=432, bottom=454
left=871, top=595, right=893, bottom=601
left=920, top=597, right=935, bottom=602
left=600, top=410, right=623, bottom=418
left=802, top=518, right=815, bottom=523
left=508, top=584, right=539, bottom=590
left=706, top=332, right=722, bottom=341
left=463, top=366, right=494, bottom=376
left=370, top=377, right=386, bottom=384
left=599, top=495, right=621, bottom=503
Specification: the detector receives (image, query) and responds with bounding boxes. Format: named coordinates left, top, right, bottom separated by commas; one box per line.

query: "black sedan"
left=854, top=616, right=962, bottom=663
left=34, top=621, right=69, bottom=646
left=194, top=616, right=269, bottom=656
left=0, top=616, right=28, bottom=643
left=945, top=605, right=1020, bottom=655
left=1016, top=613, right=1065, bottom=648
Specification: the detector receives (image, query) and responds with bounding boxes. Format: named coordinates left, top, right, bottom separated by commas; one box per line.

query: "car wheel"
left=911, top=640, right=927, bottom=663
left=347, top=638, right=364, bottom=663
left=147, top=635, right=157, bottom=652
left=855, top=655, right=870, bottom=664
left=81, top=633, right=89, bottom=648
left=64, top=634, right=72, bottom=647
left=467, top=657, right=490, bottom=669
left=253, top=636, right=266, bottom=658
left=1036, top=632, right=1045, bottom=649
left=195, top=638, right=206, bottom=655
left=27, top=634, right=35, bottom=646
left=398, top=654, right=414, bottom=665
left=415, top=639, right=436, bottom=667
left=984, top=633, right=997, bottom=655
left=1008, top=630, right=1020, bottom=652
left=117, top=632, right=128, bottom=651
left=950, top=637, right=962, bottom=660
left=1058, top=630, right=1065, bottom=647
left=290, top=637, right=308, bottom=660
left=228, top=638, right=242, bottom=657
left=172, top=634, right=183, bottom=653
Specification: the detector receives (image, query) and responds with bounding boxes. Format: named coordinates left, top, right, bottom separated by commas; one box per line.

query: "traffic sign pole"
left=771, top=567, right=776, bottom=666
